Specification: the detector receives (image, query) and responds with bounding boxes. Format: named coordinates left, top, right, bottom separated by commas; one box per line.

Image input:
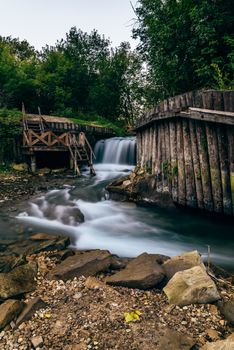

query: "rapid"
left=12, top=137, right=234, bottom=271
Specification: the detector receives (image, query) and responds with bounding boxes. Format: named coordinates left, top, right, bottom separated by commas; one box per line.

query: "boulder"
left=200, top=333, right=234, bottom=350
left=0, top=300, right=25, bottom=330
left=163, top=266, right=220, bottom=306
left=106, top=253, right=166, bottom=289
left=0, top=254, right=26, bottom=273
left=16, top=297, right=48, bottom=326
left=158, top=329, right=195, bottom=350
left=162, top=250, right=206, bottom=280
left=0, top=263, right=37, bottom=299
left=47, top=250, right=112, bottom=281
left=217, top=300, right=234, bottom=324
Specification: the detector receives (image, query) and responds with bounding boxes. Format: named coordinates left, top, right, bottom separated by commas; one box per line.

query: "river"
left=2, top=137, right=234, bottom=271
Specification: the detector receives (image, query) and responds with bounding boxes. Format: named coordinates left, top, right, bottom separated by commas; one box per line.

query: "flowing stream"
left=8, top=137, right=234, bottom=271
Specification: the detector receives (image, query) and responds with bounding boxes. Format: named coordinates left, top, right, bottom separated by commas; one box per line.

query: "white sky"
left=0, top=0, right=138, bottom=50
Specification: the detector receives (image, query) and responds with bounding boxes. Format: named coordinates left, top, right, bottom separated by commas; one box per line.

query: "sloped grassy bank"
left=0, top=232, right=233, bottom=350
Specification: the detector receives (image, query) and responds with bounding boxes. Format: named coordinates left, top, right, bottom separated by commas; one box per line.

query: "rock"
left=16, top=297, right=48, bottom=326
left=206, top=329, right=220, bottom=341
left=31, top=335, right=43, bottom=348
left=48, top=249, right=75, bottom=261
left=158, top=329, right=195, bottom=350
left=0, top=254, right=26, bottom=273
left=200, top=333, right=234, bottom=350
left=217, top=300, right=234, bottom=324
left=85, top=277, right=107, bottom=290
left=0, top=263, right=37, bottom=299
left=11, top=163, right=28, bottom=172
left=47, top=250, right=112, bottom=281
left=162, top=250, right=206, bottom=280
left=122, top=180, right=132, bottom=187
left=29, top=233, right=58, bottom=241
left=106, top=253, right=165, bottom=289
left=0, top=300, right=25, bottom=330
left=110, top=256, right=132, bottom=270
left=27, top=236, right=70, bottom=255
left=163, top=266, right=220, bottom=306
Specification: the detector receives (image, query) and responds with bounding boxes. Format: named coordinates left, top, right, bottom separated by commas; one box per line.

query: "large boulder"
left=217, top=300, right=234, bottom=324
left=0, top=263, right=37, bottom=299
left=106, top=253, right=166, bottom=289
left=162, top=250, right=206, bottom=280
left=0, top=299, right=25, bottom=330
left=200, top=333, right=234, bottom=350
left=47, top=250, right=112, bottom=281
left=158, top=329, right=195, bottom=350
left=163, top=266, right=220, bottom=306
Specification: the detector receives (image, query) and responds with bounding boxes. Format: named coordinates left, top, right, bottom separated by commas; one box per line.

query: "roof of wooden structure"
left=135, top=90, right=234, bottom=129
left=27, top=114, right=74, bottom=124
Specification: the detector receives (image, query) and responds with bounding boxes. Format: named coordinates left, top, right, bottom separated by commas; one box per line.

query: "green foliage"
left=0, top=108, right=22, bottom=138
left=0, top=30, right=145, bottom=129
left=133, top=0, right=234, bottom=101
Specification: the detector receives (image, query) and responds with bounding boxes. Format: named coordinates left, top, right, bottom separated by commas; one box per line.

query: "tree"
left=133, top=0, right=234, bottom=101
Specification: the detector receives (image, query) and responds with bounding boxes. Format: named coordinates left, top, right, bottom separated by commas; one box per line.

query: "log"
left=164, top=120, right=171, bottom=192
left=189, top=120, right=204, bottom=209
left=205, top=123, right=223, bottom=213
left=183, top=119, right=197, bottom=208
left=196, top=121, right=213, bottom=211
left=217, top=126, right=233, bottom=215
left=169, top=120, right=178, bottom=202
left=177, top=120, right=186, bottom=205
left=156, top=123, right=163, bottom=192
left=227, top=127, right=234, bottom=214
left=151, top=124, right=156, bottom=175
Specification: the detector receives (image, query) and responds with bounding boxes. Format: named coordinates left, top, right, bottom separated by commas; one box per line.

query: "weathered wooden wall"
left=135, top=90, right=234, bottom=216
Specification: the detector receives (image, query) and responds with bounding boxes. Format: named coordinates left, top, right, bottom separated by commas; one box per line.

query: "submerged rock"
left=0, top=299, right=25, bottom=330
left=47, top=250, right=112, bottom=281
left=106, top=253, right=166, bottom=289
left=0, top=263, right=37, bottom=299
left=162, top=250, right=206, bottom=280
left=163, top=266, right=220, bottom=306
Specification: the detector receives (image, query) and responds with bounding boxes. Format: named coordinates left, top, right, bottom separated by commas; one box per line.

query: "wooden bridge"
left=135, top=90, right=234, bottom=216
left=22, top=107, right=97, bottom=175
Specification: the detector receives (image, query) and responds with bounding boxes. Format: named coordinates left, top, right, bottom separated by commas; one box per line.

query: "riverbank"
left=0, top=234, right=233, bottom=350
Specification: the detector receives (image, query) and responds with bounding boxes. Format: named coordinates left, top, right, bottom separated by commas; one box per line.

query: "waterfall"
left=94, top=137, right=136, bottom=165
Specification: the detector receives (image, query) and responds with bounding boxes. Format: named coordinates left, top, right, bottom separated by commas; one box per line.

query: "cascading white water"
left=16, top=137, right=234, bottom=268
left=94, top=137, right=136, bottom=165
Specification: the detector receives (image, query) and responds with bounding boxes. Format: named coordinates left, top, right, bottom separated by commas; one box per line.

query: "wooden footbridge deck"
left=22, top=107, right=112, bottom=175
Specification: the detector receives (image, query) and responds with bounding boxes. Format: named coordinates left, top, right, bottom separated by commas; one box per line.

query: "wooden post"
left=183, top=119, right=197, bottom=208
left=169, top=120, right=178, bottom=202
left=189, top=120, right=204, bottom=210
left=196, top=121, right=213, bottom=211
left=227, top=127, right=234, bottom=215
left=217, top=125, right=233, bottom=215
left=30, top=154, right=36, bottom=173
left=205, top=123, right=223, bottom=213
left=177, top=120, right=186, bottom=205
left=156, top=123, right=163, bottom=192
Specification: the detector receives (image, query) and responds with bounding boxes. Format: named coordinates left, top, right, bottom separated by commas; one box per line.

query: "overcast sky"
left=0, top=0, right=138, bottom=50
